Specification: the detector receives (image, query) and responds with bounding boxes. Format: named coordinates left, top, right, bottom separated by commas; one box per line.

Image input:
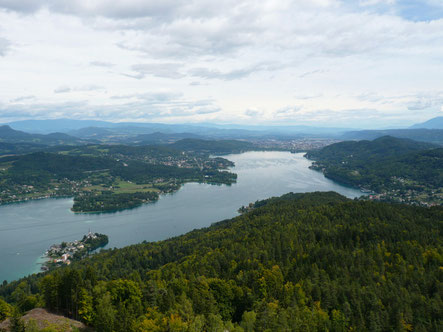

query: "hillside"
left=306, top=136, right=443, bottom=204
left=0, top=125, right=88, bottom=146
left=308, top=135, right=435, bottom=160
left=411, top=116, right=443, bottom=129
left=0, top=146, right=236, bottom=212
left=342, top=128, right=443, bottom=144
left=0, top=192, right=441, bottom=331
left=0, top=142, right=47, bottom=156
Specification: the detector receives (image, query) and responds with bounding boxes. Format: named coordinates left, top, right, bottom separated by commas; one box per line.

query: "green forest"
left=1, top=192, right=441, bottom=331
left=0, top=143, right=238, bottom=212
left=306, top=136, right=443, bottom=205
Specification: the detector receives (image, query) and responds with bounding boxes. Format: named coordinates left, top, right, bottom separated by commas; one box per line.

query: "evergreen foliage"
left=306, top=136, right=443, bottom=197
left=1, top=192, right=442, bottom=331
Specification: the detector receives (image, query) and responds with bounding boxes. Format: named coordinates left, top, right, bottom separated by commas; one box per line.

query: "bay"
left=0, top=152, right=363, bottom=282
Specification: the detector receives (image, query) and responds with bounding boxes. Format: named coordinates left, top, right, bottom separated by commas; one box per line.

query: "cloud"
left=407, top=93, right=443, bottom=111
left=0, top=1, right=244, bottom=22
left=0, top=100, right=90, bottom=120
left=244, top=109, right=263, bottom=118
left=353, top=0, right=443, bottom=21
left=10, top=95, right=36, bottom=102
left=54, top=85, right=105, bottom=94
left=188, top=67, right=254, bottom=81
left=188, top=62, right=282, bottom=81
left=359, top=0, right=396, bottom=6
left=0, top=91, right=220, bottom=122
left=272, top=106, right=385, bottom=126
left=0, top=37, right=11, bottom=56
left=124, top=61, right=280, bottom=81
left=106, top=91, right=220, bottom=118
left=299, top=69, right=328, bottom=78
left=90, top=61, right=114, bottom=67
left=114, top=16, right=257, bottom=59
left=408, top=100, right=433, bottom=111
left=127, top=63, right=184, bottom=79
left=0, top=0, right=44, bottom=13
left=274, top=106, right=305, bottom=119
left=1, top=1, right=443, bottom=126
left=54, top=86, right=71, bottom=94
left=111, top=91, right=182, bottom=101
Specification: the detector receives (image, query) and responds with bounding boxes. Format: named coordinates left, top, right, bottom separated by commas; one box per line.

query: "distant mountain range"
left=341, top=128, right=443, bottom=144
left=410, top=116, right=443, bottom=129
left=340, top=117, right=443, bottom=144
left=67, top=126, right=205, bottom=143
left=5, top=119, right=264, bottom=137
left=0, top=125, right=89, bottom=145
left=2, top=116, right=443, bottom=144
left=3, top=119, right=354, bottom=139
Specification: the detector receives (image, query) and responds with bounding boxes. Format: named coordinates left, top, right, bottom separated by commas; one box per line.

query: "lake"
left=0, top=152, right=363, bottom=282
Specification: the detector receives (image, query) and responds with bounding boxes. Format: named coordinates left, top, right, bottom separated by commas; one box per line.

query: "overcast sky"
left=0, top=0, right=442, bottom=128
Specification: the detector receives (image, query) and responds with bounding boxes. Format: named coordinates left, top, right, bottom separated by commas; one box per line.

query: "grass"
left=113, top=180, right=159, bottom=193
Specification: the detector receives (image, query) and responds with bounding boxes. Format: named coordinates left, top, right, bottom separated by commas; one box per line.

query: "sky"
left=0, top=0, right=443, bottom=128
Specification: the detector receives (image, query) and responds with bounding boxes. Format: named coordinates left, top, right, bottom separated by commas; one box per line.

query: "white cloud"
left=0, top=37, right=10, bottom=55
left=0, top=1, right=442, bottom=126
left=359, top=0, right=396, bottom=6
left=128, top=63, right=184, bottom=79
left=54, top=86, right=71, bottom=94
left=90, top=60, right=114, bottom=67
left=10, top=95, right=35, bottom=102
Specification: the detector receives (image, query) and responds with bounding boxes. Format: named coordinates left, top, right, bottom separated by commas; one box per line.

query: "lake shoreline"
left=0, top=151, right=364, bottom=282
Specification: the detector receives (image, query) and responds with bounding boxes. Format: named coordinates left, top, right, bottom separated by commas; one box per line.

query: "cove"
left=0, top=152, right=363, bottom=282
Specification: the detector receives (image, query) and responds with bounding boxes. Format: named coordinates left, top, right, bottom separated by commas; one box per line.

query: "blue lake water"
left=0, top=152, right=363, bottom=282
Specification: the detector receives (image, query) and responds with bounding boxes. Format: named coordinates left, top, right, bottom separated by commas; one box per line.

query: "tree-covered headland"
left=0, top=141, right=240, bottom=212
left=306, top=136, right=443, bottom=205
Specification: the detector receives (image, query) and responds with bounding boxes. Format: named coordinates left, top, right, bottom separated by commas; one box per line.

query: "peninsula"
left=42, top=232, right=108, bottom=271
left=0, top=141, right=240, bottom=212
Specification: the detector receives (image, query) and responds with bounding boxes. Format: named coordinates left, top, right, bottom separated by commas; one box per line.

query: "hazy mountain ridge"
left=4, top=119, right=354, bottom=139
left=0, top=125, right=90, bottom=146
left=410, top=116, right=443, bottom=129
left=342, top=128, right=443, bottom=144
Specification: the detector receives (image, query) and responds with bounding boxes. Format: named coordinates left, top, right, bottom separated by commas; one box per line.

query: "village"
left=42, top=231, right=108, bottom=271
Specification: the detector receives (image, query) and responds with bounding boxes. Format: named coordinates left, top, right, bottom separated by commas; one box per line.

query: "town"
left=42, top=232, right=108, bottom=271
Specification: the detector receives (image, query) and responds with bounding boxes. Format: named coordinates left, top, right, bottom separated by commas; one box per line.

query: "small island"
left=42, top=232, right=108, bottom=271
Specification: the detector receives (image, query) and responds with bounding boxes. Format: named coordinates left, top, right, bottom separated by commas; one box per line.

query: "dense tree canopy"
left=1, top=192, right=442, bottom=331
left=306, top=137, right=443, bottom=204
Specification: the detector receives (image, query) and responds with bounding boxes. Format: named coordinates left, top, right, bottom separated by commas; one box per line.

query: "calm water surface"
left=0, top=152, right=363, bottom=282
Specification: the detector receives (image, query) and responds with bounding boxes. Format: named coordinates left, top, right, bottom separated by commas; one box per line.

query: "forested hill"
left=0, top=125, right=88, bottom=145
left=306, top=136, right=443, bottom=204
left=1, top=192, right=442, bottom=331
left=307, top=135, right=436, bottom=161
left=0, top=149, right=237, bottom=211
